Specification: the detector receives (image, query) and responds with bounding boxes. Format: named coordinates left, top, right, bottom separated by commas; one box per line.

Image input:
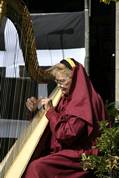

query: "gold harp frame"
left=0, top=0, right=62, bottom=177
left=0, top=0, right=53, bottom=82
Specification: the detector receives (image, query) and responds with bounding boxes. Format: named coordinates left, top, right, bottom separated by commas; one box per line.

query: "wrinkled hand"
left=40, top=98, right=53, bottom=111
left=26, top=97, right=41, bottom=112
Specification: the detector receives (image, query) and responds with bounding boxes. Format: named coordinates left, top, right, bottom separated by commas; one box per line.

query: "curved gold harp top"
left=0, top=0, right=54, bottom=82
left=0, top=0, right=62, bottom=177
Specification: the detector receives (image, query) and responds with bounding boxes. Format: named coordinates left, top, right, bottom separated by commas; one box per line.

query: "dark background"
left=23, top=0, right=115, bottom=103
left=23, top=0, right=84, bottom=13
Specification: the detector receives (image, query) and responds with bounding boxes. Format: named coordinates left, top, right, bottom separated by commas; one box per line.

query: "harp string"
left=6, top=18, right=19, bottom=162
left=0, top=1, right=58, bottom=177
left=8, top=18, right=35, bottom=166
left=0, top=78, right=7, bottom=163
left=0, top=1, right=39, bottom=166
left=0, top=18, right=14, bottom=162
left=0, top=17, right=20, bottom=163
left=0, top=14, right=36, bottom=166
left=0, top=26, right=34, bottom=178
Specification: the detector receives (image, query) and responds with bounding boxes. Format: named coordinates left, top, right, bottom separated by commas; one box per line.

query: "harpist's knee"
left=28, top=158, right=47, bottom=174
left=24, top=159, right=47, bottom=178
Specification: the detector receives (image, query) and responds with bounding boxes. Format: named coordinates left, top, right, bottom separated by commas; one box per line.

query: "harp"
left=0, top=0, right=62, bottom=177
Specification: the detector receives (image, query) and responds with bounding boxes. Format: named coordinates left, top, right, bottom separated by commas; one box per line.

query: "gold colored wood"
left=0, top=88, right=62, bottom=178
left=0, top=0, right=54, bottom=82
left=0, top=0, right=61, bottom=177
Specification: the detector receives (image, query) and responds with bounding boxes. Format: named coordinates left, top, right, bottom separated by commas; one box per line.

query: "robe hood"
left=61, top=59, right=107, bottom=136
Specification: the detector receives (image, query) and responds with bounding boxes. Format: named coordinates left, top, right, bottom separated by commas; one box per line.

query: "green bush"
left=80, top=103, right=119, bottom=178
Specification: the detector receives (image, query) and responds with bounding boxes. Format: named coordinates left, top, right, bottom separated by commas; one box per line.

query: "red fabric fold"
left=64, top=63, right=107, bottom=136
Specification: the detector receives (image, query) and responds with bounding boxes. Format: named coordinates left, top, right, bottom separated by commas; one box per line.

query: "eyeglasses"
left=55, top=77, right=71, bottom=85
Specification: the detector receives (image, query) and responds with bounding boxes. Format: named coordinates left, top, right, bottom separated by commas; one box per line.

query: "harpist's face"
left=55, top=69, right=73, bottom=96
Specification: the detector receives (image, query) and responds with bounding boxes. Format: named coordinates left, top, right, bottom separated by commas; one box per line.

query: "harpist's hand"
left=26, top=97, right=41, bottom=112
left=40, top=98, right=53, bottom=111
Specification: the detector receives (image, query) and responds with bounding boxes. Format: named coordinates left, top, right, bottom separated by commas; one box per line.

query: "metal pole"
left=115, top=2, right=119, bottom=109
left=84, top=0, right=91, bottom=75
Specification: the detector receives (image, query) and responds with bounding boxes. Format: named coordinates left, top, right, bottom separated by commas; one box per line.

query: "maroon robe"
left=24, top=62, right=107, bottom=178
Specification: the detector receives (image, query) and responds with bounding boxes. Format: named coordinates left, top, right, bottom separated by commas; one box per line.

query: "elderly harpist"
left=24, top=58, right=107, bottom=178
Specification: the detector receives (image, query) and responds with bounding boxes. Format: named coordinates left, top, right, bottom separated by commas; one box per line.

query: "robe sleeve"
left=46, top=108, right=86, bottom=144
